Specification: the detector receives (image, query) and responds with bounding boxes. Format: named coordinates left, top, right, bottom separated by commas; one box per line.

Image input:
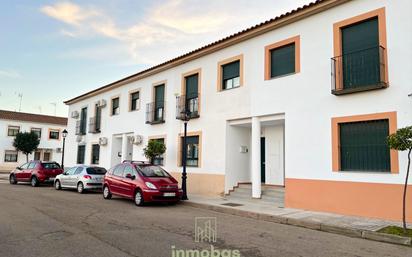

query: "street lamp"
left=61, top=129, right=68, bottom=169
left=181, top=109, right=191, bottom=200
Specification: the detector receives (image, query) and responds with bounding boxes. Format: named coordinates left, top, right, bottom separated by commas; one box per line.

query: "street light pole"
left=61, top=129, right=68, bottom=169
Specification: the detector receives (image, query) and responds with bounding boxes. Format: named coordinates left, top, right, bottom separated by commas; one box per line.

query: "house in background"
left=0, top=110, right=67, bottom=170
left=64, top=0, right=412, bottom=222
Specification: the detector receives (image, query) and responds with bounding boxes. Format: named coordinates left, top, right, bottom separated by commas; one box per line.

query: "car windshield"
left=86, top=167, right=107, bottom=175
left=42, top=162, right=60, bottom=169
left=138, top=165, right=169, bottom=177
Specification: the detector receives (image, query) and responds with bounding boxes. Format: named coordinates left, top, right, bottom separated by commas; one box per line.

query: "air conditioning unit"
left=99, top=137, right=108, bottom=146
left=76, top=135, right=83, bottom=142
left=56, top=148, right=62, bottom=153
left=98, top=99, right=107, bottom=108
left=133, top=135, right=143, bottom=145
left=71, top=111, right=79, bottom=119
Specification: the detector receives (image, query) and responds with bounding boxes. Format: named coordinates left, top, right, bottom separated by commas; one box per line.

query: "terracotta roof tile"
left=0, top=110, right=67, bottom=126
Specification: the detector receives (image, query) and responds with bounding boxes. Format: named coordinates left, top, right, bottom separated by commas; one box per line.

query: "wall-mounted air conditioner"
left=98, top=99, right=107, bottom=108
left=71, top=111, right=79, bottom=119
left=99, top=137, right=108, bottom=146
left=76, top=135, right=83, bottom=142
left=133, top=135, right=143, bottom=145
left=56, top=148, right=62, bottom=153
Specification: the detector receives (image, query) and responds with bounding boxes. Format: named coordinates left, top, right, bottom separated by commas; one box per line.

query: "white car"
left=54, top=165, right=107, bottom=193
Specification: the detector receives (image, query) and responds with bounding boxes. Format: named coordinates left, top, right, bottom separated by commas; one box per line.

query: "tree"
left=387, top=126, right=412, bottom=232
left=13, top=132, right=40, bottom=163
left=143, top=140, right=166, bottom=164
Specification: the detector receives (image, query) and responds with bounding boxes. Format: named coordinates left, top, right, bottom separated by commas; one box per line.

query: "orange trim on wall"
left=333, top=7, right=388, bottom=90
left=331, top=111, right=398, bottom=173
left=264, top=35, right=300, bottom=80
left=285, top=178, right=412, bottom=222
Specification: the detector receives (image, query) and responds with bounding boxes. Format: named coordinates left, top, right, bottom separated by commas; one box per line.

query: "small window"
left=221, top=61, right=240, bottom=90
left=112, top=97, right=120, bottom=115
left=130, top=91, right=140, bottom=111
left=91, top=144, right=100, bottom=165
left=31, top=128, right=42, bottom=139
left=34, top=151, right=41, bottom=160
left=86, top=167, right=107, bottom=175
left=49, top=130, right=60, bottom=140
left=43, top=152, right=51, bottom=162
left=66, top=167, right=77, bottom=175
left=42, top=162, right=60, bottom=169
left=123, top=165, right=135, bottom=177
left=113, top=165, right=125, bottom=177
left=154, top=84, right=165, bottom=122
left=20, top=163, right=30, bottom=169
left=270, top=43, right=295, bottom=78
left=7, top=126, right=20, bottom=137
left=77, top=145, right=86, bottom=164
left=74, top=167, right=83, bottom=175
left=150, top=138, right=165, bottom=166
left=80, top=107, right=87, bottom=134
left=181, top=136, right=199, bottom=167
left=4, top=150, right=18, bottom=162
left=28, top=162, right=36, bottom=169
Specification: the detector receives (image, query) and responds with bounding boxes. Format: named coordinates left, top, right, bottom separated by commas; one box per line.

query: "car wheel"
left=77, top=182, right=84, bottom=194
left=31, top=176, right=39, bottom=187
left=9, top=174, right=17, bottom=185
left=103, top=185, right=112, bottom=199
left=55, top=180, right=61, bottom=190
left=134, top=189, right=144, bottom=206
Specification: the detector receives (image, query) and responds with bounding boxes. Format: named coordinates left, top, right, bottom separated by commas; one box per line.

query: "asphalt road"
left=0, top=180, right=411, bottom=257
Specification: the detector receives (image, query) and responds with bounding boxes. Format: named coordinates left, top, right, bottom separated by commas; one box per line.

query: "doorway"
left=261, top=137, right=265, bottom=183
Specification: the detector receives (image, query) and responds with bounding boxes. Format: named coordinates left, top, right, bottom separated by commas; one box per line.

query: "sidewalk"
left=184, top=194, right=412, bottom=247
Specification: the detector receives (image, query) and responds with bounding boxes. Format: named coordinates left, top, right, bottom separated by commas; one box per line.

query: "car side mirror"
left=16, top=166, right=21, bottom=170
left=125, top=174, right=135, bottom=180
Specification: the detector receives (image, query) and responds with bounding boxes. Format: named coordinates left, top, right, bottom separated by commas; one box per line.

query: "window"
left=138, top=165, right=170, bottom=177
left=4, top=150, right=18, bottom=162
left=86, top=167, right=107, bottom=175
left=34, top=151, right=41, bottom=160
left=113, top=165, right=125, bottom=177
left=150, top=138, right=165, bottom=165
left=123, top=165, right=135, bottom=176
left=74, top=167, right=83, bottom=175
left=332, top=112, right=398, bottom=173
left=130, top=91, right=140, bottom=111
left=28, top=162, right=36, bottom=169
left=49, top=129, right=60, bottom=140
left=154, top=84, right=165, bottom=122
left=92, top=104, right=102, bottom=133
left=43, top=152, right=51, bottom=162
left=7, top=126, right=20, bottom=137
left=42, top=162, right=60, bottom=169
left=222, top=61, right=240, bottom=90
left=80, top=107, right=87, bottom=134
left=31, top=128, right=42, bottom=139
left=20, top=163, right=29, bottom=169
left=91, top=144, right=100, bottom=165
left=264, top=36, right=300, bottom=80
left=181, top=136, right=199, bottom=167
left=111, top=97, right=120, bottom=115
left=217, top=55, right=243, bottom=91
left=332, top=8, right=387, bottom=94
left=65, top=167, right=77, bottom=175
left=77, top=145, right=86, bottom=164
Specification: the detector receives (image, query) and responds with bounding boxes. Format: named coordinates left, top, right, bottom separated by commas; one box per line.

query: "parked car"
left=103, top=161, right=182, bottom=206
left=9, top=161, right=63, bottom=187
left=54, top=165, right=107, bottom=193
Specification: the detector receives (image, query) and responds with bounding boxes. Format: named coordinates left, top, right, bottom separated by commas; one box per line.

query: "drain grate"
left=221, top=202, right=243, bottom=207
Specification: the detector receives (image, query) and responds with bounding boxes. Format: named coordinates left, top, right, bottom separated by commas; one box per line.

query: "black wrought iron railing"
left=176, top=94, right=200, bottom=120
left=88, top=117, right=101, bottom=133
left=146, top=101, right=165, bottom=124
left=331, top=46, right=387, bottom=95
left=75, top=120, right=86, bottom=135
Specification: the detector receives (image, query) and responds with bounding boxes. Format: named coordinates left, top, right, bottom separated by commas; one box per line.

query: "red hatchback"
left=103, top=161, right=182, bottom=206
left=9, top=161, right=63, bottom=187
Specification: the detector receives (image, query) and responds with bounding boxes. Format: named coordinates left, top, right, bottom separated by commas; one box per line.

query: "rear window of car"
left=42, top=162, right=61, bottom=169
left=86, top=167, right=107, bottom=175
left=138, top=165, right=170, bottom=177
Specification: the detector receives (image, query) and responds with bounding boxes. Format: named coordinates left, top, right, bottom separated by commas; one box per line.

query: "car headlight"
left=145, top=182, right=157, bottom=190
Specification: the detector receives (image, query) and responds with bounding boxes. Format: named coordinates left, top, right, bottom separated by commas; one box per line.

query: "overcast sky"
left=0, top=0, right=312, bottom=117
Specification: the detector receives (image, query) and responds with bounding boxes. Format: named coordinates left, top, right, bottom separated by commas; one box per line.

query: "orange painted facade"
left=285, top=178, right=412, bottom=222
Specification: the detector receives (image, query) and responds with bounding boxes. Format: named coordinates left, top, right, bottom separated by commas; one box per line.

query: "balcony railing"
left=88, top=117, right=101, bottom=133
left=75, top=120, right=86, bottom=135
left=331, top=46, right=387, bottom=95
left=176, top=94, right=200, bottom=120
left=146, top=102, right=165, bottom=124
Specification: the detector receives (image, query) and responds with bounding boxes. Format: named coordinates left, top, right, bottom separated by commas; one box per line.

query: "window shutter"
left=155, top=84, right=165, bottom=108
left=270, top=43, right=295, bottom=78
left=185, top=74, right=198, bottom=99
left=222, top=61, right=240, bottom=81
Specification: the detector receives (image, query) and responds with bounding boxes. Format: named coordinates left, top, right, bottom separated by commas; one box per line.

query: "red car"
left=103, top=161, right=182, bottom=206
left=9, top=161, right=63, bottom=187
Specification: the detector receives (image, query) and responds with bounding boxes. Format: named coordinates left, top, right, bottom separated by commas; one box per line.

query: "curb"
left=184, top=201, right=412, bottom=247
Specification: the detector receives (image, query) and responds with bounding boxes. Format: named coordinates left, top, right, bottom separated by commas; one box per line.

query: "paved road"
left=0, top=182, right=411, bottom=257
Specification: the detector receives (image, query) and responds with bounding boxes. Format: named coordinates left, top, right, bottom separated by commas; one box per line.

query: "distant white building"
left=64, top=0, right=412, bottom=222
left=0, top=110, right=67, bottom=170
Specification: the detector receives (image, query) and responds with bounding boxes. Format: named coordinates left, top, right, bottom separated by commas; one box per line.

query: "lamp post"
left=61, top=129, right=68, bottom=169
left=181, top=109, right=191, bottom=200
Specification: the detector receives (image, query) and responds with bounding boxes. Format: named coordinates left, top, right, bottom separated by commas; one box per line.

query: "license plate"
left=163, top=192, right=176, bottom=197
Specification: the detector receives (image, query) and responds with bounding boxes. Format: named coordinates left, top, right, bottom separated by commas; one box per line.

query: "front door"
left=261, top=137, right=265, bottom=183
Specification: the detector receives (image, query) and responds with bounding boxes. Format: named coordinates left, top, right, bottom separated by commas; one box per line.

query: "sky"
left=0, top=0, right=312, bottom=117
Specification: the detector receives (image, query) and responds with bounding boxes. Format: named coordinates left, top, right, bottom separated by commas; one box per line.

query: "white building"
left=0, top=110, right=68, bottom=170
left=64, top=0, right=412, bottom=222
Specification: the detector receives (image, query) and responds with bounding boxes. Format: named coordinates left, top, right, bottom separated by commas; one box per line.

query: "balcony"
left=75, top=120, right=86, bottom=136
left=331, top=46, right=387, bottom=95
left=176, top=94, right=200, bottom=120
left=88, top=117, right=101, bottom=133
left=146, top=102, right=165, bottom=124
